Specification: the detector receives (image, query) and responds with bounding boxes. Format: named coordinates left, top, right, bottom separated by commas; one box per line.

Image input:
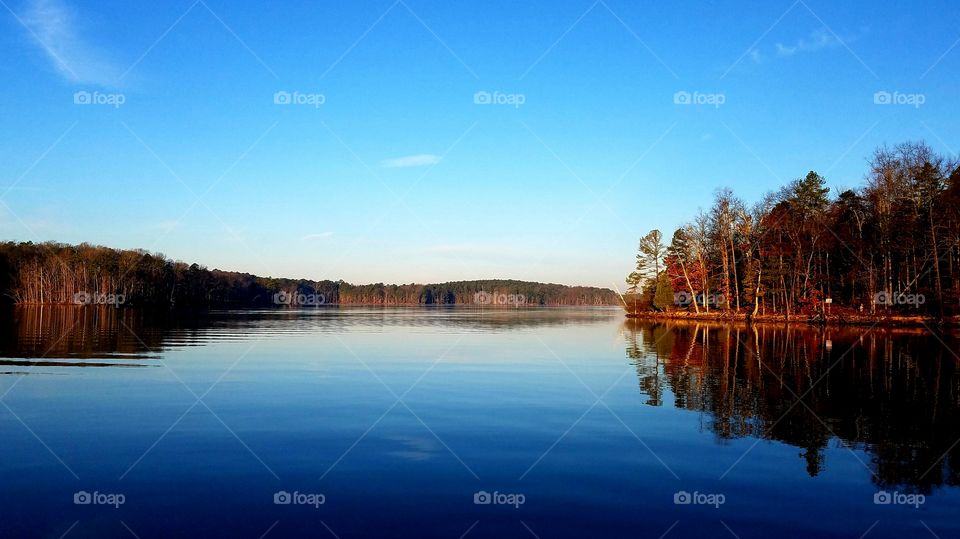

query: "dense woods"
left=627, top=141, right=960, bottom=320
left=0, top=242, right=618, bottom=307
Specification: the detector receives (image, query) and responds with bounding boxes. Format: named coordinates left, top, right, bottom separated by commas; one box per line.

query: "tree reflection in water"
left=622, top=320, right=960, bottom=493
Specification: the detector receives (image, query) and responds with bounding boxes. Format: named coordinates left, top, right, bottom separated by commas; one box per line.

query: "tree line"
left=0, top=241, right=619, bottom=307
left=627, top=141, right=960, bottom=319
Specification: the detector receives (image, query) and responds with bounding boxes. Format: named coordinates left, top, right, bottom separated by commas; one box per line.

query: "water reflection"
left=0, top=306, right=620, bottom=362
left=0, top=306, right=163, bottom=362
left=623, top=320, right=960, bottom=493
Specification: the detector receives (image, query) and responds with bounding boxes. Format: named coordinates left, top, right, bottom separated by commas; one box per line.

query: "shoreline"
left=6, top=302, right=954, bottom=326
left=623, top=310, right=958, bottom=328
left=6, top=302, right=622, bottom=309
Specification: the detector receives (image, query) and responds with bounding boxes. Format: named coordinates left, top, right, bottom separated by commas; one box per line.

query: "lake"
left=1, top=306, right=958, bottom=538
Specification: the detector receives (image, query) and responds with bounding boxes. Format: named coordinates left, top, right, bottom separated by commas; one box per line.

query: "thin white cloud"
left=775, top=28, right=862, bottom=57
left=301, top=232, right=334, bottom=241
left=380, top=154, right=441, bottom=169
left=154, top=220, right=180, bottom=233
left=421, top=244, right=541, bottom=263
left=21, top=0, right=122, bottom=86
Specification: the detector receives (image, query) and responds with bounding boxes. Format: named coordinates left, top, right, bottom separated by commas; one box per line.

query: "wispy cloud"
left=748, top=28, right=867, bottom=64
left=301, top=232, right=333, bottom=241
left=421, top=244, right=542, bottom=263
left=20, top=0, right=122, bottom=86
left=775, top=28, right=862, bottom=57
left=153, top=220, right=180, bottom=233
left=380, top=154, right=441, bottom=169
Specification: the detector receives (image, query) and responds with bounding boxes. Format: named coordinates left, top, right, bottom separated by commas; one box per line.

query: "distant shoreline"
left=1, top=241, right=620, bottom=308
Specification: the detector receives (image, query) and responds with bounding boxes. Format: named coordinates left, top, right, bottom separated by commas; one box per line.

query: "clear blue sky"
left=1, top=0, right=957, bottom=288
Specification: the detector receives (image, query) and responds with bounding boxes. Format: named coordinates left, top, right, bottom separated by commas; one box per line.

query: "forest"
left=627, top=141, right=960, bottom=320
left=0, top=241, right=618, bottom=307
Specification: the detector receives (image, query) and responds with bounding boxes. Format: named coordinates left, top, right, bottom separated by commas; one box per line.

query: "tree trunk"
left=751, top=267, right=762, bottom=318
left=929, top=219, right=944, bottom=319
left=679, top=259, right=700, bottom=314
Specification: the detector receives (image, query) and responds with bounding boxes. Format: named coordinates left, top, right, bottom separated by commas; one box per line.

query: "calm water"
left=1, top=306, right=958, bottom=538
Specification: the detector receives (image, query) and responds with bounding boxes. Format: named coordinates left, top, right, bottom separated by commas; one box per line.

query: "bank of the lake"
left=623, top=308, right=960, bottom=327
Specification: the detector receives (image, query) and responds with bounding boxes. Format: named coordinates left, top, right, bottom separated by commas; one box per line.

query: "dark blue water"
left=1, top=307, right=958, bottom=538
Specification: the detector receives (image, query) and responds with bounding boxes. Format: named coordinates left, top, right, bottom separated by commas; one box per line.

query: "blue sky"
left=1, top=0, right=957, bottom=288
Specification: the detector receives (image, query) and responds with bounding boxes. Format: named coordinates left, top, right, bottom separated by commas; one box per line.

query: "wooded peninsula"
left=0, top=241, right=618, bottom=307
left=625, top=141, right=960, bottom=325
